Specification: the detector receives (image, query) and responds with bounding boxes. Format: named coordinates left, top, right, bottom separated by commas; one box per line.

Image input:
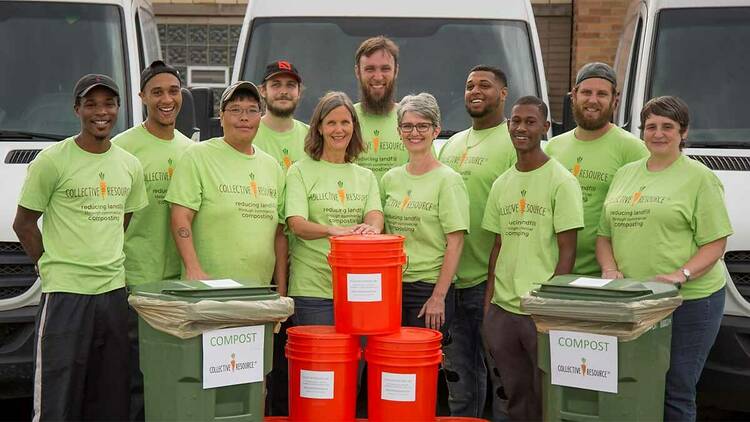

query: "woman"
left=596, top=96, right=733, bottom=421
left=167, top=81, right=287, bottom=291
left=380, top=93, right=468, bottom=333
left=285, top=91, right=384, bottom=326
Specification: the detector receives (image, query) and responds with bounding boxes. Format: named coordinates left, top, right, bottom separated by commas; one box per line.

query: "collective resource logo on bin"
left=549, top=330, right=618, bottom=393
left=202, top=325, right=265, bottom=389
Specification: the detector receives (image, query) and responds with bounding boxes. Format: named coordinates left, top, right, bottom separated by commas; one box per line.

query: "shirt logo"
left=631, top=185, right=645, bottom=206
left=372, top=130, right=380, bottom=153
left=282, top=148, right=292, bottom=169
left=337, top=180, right=346, bottom=205
left=98, top=172, right=108, bottom=198
left=167, top=158, right=175, bottom=178
left=249, top=173, right=258, bottom=198
left=400, top=190, right=412, bottom=210
left=519, top=190, right=527, bottom=215
left=572, top=157, right=583, bottom=177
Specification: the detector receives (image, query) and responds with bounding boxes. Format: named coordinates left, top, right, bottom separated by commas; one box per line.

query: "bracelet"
left=602, top=268, right=618, bottom=272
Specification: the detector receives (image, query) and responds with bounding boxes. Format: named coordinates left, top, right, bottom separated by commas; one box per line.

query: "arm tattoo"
left=177, top=227, right=191, bottom=238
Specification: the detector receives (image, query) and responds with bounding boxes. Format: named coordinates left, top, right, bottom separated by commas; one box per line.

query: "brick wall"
left=571, top=0, right=631, bottom=83
left=534, top=2, right=572, bottom=120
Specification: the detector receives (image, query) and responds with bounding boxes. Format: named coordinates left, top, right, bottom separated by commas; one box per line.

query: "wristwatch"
left=681, top=267, right=692, bottom=283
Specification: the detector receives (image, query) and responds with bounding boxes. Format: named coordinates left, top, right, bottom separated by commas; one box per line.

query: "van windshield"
left=241, top=18, right=539, bottom=134
left=649, top=8, right=750, bottom=147
left=0, top=2, right=129, bottom=139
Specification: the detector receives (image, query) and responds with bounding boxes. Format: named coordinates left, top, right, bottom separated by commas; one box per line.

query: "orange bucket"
left=286, top=326, right=360, bottom=422
left=365, top=328, right=443, bottom=422
left=328, top=235, right=406, bottom=335
left=435, top=418, right=490, bottom=421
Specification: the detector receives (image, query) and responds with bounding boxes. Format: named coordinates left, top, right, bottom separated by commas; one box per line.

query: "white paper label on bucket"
left=381, top=372, right=416, bottom=402
left=346, top=273, right=382, bottom=302
left=300, top=370, right=334, bottom=399
left=201, top=325, right=264, bottom=389
left=549, top=330, right=618, bottom=393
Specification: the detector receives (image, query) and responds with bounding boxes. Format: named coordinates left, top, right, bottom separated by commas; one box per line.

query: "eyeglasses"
left=224, top=107, right=261, bottom=117
left=398, top=123, right=434, bottom=133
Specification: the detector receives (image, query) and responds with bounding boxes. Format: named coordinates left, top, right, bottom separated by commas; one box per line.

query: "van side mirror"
left=189, top=87, right=221, bottom=141
left=556, top=92, right=576, bottom=135
left=176, top=87, right=199, bottom=140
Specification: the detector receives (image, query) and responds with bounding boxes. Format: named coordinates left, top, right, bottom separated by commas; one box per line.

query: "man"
left=112, top=60, right=193, bottom=421
left=546, top=62, right=647, bottom=276
left=482, top=96, right=583, bottom=422
left=353, top=36, right=407, bottom=180
left=438, top=65, right=516, bottom=418
left=255, top=60, right=309, bottom=171
left=13, top=74, right=148, bottom=421
left=166, top=81, right=287, bottom=288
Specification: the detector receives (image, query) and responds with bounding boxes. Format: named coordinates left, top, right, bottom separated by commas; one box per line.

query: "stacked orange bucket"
left=284, top=234, right=461, bottom=421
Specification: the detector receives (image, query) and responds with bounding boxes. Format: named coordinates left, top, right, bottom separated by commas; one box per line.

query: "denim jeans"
left=402, top=281, right=456, bottom=338
left=664, top=287, right=725, bottom=421
left=290, top=296, right=334, bottom=326
left=443, top=281, right=508, bottom=420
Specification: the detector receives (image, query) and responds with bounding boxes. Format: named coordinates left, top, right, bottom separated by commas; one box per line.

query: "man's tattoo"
left=177, top=227, right=191, bottom=238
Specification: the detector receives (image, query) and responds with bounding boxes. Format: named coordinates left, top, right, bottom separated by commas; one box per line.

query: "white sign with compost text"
left=202, top=325, right=265, bottom=389
left=549, top=330, right=618, bottom=393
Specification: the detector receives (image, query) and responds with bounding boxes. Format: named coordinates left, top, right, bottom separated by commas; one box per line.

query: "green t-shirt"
left=381, top=164, right=470, bottom=283
left=354, top=103, right=407, bottom=181
left=165, top=137, right=285, bottom=284
left=112, top=125, right=193, bottom=286
left=285, top=158, right=382, bottom=298
left=546, top=126, right=648, bottom=275
left=482, top=159, right=584, bottom=314
left=254, top=119, right=309, bottom=171
left=438, top=123, right=517, bottom=288
left=598, top=155, right=733, bottom=300
left=18, top=137, right=148, bottom=294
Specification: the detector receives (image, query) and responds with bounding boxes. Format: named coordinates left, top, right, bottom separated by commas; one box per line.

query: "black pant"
left=402, top=281, right=456, bottom=340
left=32, top=288, right=129, bottom=421
left=266, top=318, right=292, bottom=416
left=128, top=307, right=144, bottom=421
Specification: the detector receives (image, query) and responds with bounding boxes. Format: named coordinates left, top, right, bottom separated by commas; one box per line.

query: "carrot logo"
left=519, top=190, right=527, bottom=215
left=459, top=146, right=469, bottom=167
left=631, top=185, right=646, bottom=206
left=372, top=130, right=380, bottom=153
left=98, top=172, right=107, bottom=198
left=282, top=148, right=292, bottom=169
left=249, top=173, right=258, bottom=198
left=337, top=180, right=346, bottom=204
left=581, top=358, right=587, bottom=376
left=400, top=190, right=412, bottom=210
left=167, top=158, right=174, bottom=178
left=230, top=353, right=237, bottom=371
left=572, top=156, right=583, bottom=177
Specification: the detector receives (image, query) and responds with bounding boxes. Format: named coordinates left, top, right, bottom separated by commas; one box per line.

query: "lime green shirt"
left=482, top=160, right=584, bottom=314
left=165, top=138, right=285, bottom=284
left=18, top=137, right=148, bottom=294
left=285, top=158, right=382, bottom=298
left=112, top=125, right=193, bottom=286
left=438, top=123, right=517, bottom=288
left=381, top=164, right=470, bottom=283
left=254, top=119, right=309, bottom=171
left=546, top=126, right=648, bottom=275
left=354, top=103, right=407, bottom=180
left=598, top=155, right=733, bottom=300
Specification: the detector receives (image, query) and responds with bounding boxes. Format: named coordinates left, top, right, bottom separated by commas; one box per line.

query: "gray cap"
left=220, top=81, right=263, bottom=111
left=575, top=62, right=617, bottom=87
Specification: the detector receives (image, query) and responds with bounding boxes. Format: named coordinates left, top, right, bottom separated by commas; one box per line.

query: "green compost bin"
left=131, top=280, right=278, bottom=422
left=529, top=275, right=679, bottom=421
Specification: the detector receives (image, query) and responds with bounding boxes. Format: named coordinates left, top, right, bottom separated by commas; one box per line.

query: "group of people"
left=13, top=34, right=731, bottom=422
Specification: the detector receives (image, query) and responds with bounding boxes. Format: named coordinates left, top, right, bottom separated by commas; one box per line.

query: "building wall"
left=571, top=0, right=631, bottom=83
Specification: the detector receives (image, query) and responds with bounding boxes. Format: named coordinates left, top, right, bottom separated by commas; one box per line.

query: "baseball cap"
left=262, top=60, right=302, bottom=83
left=575, top=62, right=617, bottom=87
left=140, top=60, right=182, bottom=91
left=74, top=74, right=120, bottom=100
left=220, top=81, right=263, bottom=111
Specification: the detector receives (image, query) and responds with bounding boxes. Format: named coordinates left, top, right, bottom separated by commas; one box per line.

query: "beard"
left=573, top=100, right=615, bottom=131
left=265, top=97, right=298, bottom=118
left=359, top=78, right=397, bottom=115
left=465, top=98, right=501, bottom=119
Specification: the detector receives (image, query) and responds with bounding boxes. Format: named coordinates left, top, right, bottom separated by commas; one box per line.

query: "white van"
left=0, top=0, right=161, bottom=398
left=613, top=0, right=750, bottom=412
left=193, top=0, right=549, bottom=146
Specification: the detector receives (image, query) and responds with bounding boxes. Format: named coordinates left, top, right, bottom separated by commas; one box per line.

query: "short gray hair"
left=397, top=93, right=441, bottom=126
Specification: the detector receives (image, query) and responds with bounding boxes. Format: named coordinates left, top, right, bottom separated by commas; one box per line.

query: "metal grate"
left=0, top=286, right=32, bottom=300
left=0, top=242, right=25, bottom=254
left=0, top=264, right=36, bottom=276
left=725, top=251, right=750, bottom=263
left=688, top=155, right=750, bottom=171
left=4, top=149, right=41, bottom=164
